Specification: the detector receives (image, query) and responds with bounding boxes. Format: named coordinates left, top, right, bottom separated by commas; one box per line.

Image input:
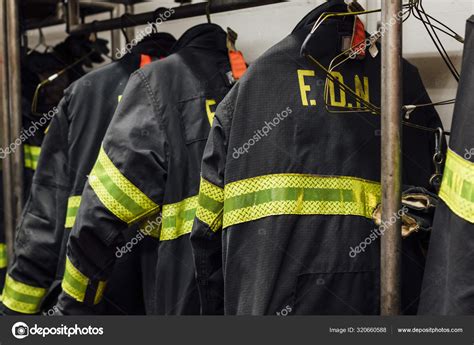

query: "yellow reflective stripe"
left=62, top=258, right=107, bottom=305
left=196, top=178, right=224, bottom=232
left=138, top=212, right=162, bottom=239
left=0, top=243, right=6, bottom=268
left=2, top=274, right=47, bottom=314
left=223, top=174, right=381, bottom=228
left=94, top=281, right=107, bottom=305
left=205, top=99, right=217, bottom=125
left=62, top=257, right=88, bottom=302
left=439, top=148, right=474, bottom=223
left=65, top=196, right=82, bottom=228
left=89, top=147, right=159, bottom=225
left=160, top=196, right=198, bottom=241
left=24, top=144, right=41, bottom=170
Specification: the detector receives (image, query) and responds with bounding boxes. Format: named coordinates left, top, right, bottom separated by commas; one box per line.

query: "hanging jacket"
left=0, top=48, right=89, bottom=303
left=190, top=1, right=444, bottom=315
left=1, top=33, right=176, bottom=315
left=418, top=16, right=474, bottom=315
left=54, top=24, right=235, bottom=315
left=0, top=35, right=112, bottom=305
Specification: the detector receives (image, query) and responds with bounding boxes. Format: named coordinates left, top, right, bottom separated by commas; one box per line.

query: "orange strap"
left=229, top=50, right=247, bottom=80
left=140, top=54, right=152, bottom=68
left=351, top=17, right=366, bottom=59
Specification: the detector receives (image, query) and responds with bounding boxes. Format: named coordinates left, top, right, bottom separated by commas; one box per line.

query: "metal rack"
left=0, top=0, right=404, bottom=315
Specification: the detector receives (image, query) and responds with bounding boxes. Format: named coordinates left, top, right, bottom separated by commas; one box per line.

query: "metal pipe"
left=380, top=0, right=403, bottom=315
left=6, top=0, right=23, bottom=255
left=110, top=7, right=122, bottom=61
left=66, top=0, right=80, bottom=33
left=68, top=0, right=286, bottom=35
left=124, top=4, right=135, bottom=45
left=0, top=0, right=15, bottom=261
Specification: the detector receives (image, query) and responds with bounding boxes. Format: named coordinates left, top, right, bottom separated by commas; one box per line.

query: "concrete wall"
left=28, top=0, right=474, bottom=131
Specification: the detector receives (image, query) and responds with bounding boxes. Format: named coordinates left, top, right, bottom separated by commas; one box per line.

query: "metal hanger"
left=27, top=28, right=52, bottom=55
left=206, top=0, right=212, bottom=24
left=301, top=0, right=458, bottom=129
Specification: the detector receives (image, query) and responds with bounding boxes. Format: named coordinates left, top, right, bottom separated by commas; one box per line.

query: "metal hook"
left=120, top=14, right=130, bottom=44
left=206, top=0, right=212, bottom=24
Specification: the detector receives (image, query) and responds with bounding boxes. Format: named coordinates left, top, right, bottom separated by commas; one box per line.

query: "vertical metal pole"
left=381, top=0, right=402, bottom=315
left=66, top=0, right=80, bottom=33
left=125, top=4, right=135, bottom=43
left=6, top=0, right=23, bottom=247
left=0, top=0, right=15, bottom=261
left=110, top=7, right=122, bottom=61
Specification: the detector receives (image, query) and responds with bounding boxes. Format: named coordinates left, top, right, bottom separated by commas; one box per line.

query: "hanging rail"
left=67, top=0, right=287, bottom=35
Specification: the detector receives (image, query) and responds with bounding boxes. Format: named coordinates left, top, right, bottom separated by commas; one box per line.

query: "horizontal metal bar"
left=24, top=2, right=116, bottom=31
left=68, top=0, right=287, bottom=35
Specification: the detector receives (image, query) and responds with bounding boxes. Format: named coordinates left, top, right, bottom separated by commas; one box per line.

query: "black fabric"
left=418, top=17, right=474, bottom=315
left=191, top=2, right=443, bottom=315
left=55, top=24, right=233, bottom=315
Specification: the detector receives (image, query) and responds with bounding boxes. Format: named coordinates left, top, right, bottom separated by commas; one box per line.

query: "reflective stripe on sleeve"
left=89, top=147, right=159, bottom=225
left=439, top=148, right=474, bottom=223
left=2, top=274, right=47, bottom=314
left=196, top=178, right=224, bottom=232
left=223, top=174, right=381, bottom=228
left=0, top=243, right=6, bottom=268
left=62, top=257, right=106, bottom=305
left=24, top=144, right=41, bottom=170
left=65, top=196, right=82, bottom=228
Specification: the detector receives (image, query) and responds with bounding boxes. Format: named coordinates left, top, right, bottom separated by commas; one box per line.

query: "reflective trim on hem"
left=2, top=274, right=46, bottom=314
left=223, top=174, right=381, bottom=228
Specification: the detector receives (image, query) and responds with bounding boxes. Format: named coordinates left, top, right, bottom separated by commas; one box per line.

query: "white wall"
left=29, top=0, right=474, bottom=130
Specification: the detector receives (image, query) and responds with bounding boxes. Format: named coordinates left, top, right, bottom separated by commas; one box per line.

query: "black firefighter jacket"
left=1, top=34, right=176, bottom=315
left=418, top=16, right=474, bottom=315
left=55, top=24, right=234, bottom=315
left=190, top=1, right=444, bottom=315
left=0, top=49, right=89, bottom=294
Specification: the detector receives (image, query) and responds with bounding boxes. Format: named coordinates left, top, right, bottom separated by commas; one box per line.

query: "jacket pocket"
left=177, top=95, right=217, bottom=144
left=291, top=271, right=379, bottom=315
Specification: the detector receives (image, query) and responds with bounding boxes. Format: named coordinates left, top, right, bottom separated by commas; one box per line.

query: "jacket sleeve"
left=55, top=70, right=168, bottom=314
left=191, top=99, right=232, bottom=315
left=1, top=98, right=70, bottom=315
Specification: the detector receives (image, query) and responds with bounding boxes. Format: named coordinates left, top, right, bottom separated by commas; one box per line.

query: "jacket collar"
left=292, top=0, right=348, bottom=34
left=294, top=1, right=361, bottom=60
left=172, top=23, right=228, bottom=54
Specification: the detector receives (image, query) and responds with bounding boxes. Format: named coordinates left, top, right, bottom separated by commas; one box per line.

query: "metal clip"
left=429, top=127, right=445, bottom=191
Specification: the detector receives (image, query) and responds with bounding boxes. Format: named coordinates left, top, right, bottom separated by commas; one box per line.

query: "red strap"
left=229, top=51, right=247, bottom=80
left=351, top=17, right=366, bottom=59
left=140, top=54, right=152, bottom=68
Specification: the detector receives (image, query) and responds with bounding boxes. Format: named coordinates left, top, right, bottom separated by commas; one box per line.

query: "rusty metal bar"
left=0, top=0, right=15, bottom=261
left=6, top=0, right=24, bottom=234
left=67, top=0, right=287, bottom=35
left=380, top=0, right=403, bottom=315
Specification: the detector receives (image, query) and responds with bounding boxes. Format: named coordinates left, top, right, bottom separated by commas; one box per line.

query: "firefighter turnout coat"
left=419, top=16, right=474, bottom=315
left=191, top=1, right=444, bottom=315
left=55, top=24, right=234, bottom=315
left=1, top=33, right=176, bottom=315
